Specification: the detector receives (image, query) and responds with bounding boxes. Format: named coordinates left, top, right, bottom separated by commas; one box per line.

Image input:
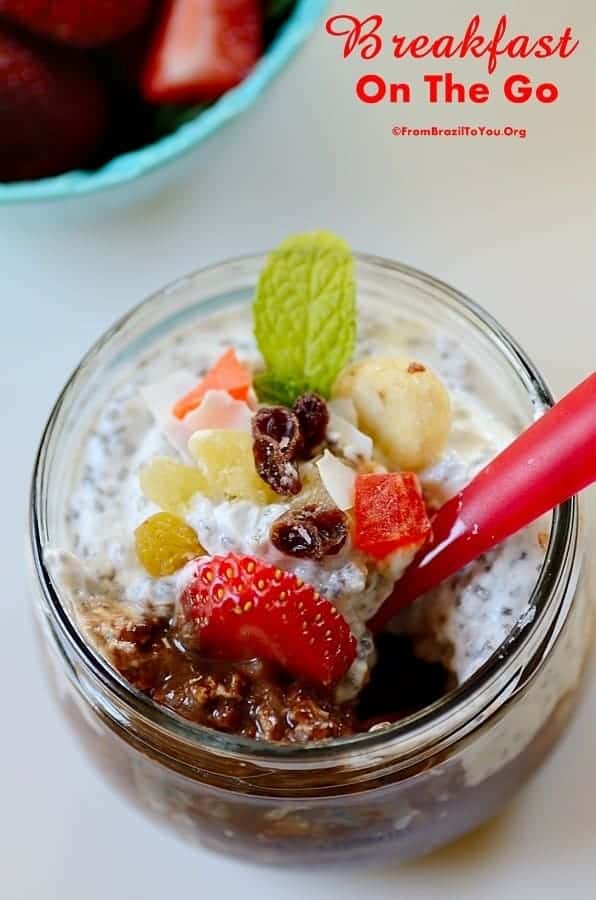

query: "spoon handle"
left=369, top=372, right=596, bottom=633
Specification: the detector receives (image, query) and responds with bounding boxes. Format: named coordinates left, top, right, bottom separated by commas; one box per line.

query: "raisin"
left=315, top=507, right=350, bottom=554
left=253, top=435, right=302, bottom=496
left=253, top=406, right=303, bottom=460
left=270, top=505, right=348, bottom=560
left=252, top=406, right=304, bottom=496
left=270, top=510, right=320, bottom=558
left=293, top=393, right=329, bottom=456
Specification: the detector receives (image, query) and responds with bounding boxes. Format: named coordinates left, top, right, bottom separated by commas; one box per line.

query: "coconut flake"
left=316, top=450, right=356, bottom=510
left=141, top=370, right=197, bottom=423
left=182, top=390, right=252, bottom=433
left=141, top=373, right=253, bottom=459
left=140, top=370, right=198, bottom=458
left=327, top=410, right=373, bottom=462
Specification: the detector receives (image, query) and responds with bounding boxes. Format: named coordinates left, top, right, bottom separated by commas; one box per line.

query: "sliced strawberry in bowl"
left=0, top=25, right=108, bottom=182
left=142, top=0, right=263, bottom=104
left=179, top=553, right=357, bottom=688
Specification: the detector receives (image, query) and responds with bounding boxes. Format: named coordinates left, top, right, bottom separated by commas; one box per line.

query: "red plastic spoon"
left=369, top=372, right=596, bottom=633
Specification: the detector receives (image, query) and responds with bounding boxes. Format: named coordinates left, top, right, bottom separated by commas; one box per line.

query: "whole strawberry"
left=179, top=553, right=357, bottom=688
left=0, top=0, right=152, bottom=48
left=0, top=26, right=107, bottom=182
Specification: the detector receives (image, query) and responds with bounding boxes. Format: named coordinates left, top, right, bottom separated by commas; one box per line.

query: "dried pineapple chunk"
left=140, top=456, right=207, bottom=513
left=333, top=357, right=451, bottom=471
left=135, top=512, right=204, bottom=577
left=188, top=429, right=276, bottom=504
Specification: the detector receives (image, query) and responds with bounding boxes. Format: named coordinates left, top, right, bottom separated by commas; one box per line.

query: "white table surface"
left=2, top=1, right=595, bottom=897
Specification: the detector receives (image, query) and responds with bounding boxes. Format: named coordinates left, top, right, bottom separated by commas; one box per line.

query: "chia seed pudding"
left=47, top=298, right=548, bottom=741
left=32, top=244, right=590, bottom=865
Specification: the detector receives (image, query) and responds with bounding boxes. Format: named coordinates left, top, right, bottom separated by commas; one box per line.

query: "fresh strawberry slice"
left=354, top=472, right=432, bottom=560
left=179, top=553, right=357, bottom=687
left=142, top=0, right=262, bottom=103
left=172, top=348, right=251, bottom=420
left=0, top=0, right=152, bottom=48
left=0, top=25, right=107, bottom=182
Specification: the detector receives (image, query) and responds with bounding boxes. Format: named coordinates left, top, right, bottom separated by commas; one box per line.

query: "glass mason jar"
left=28, top=254, right=593, bottom=866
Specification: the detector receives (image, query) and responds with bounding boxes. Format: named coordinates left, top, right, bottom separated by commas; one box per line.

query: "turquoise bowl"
left=0, top=0, right=326, bottom=203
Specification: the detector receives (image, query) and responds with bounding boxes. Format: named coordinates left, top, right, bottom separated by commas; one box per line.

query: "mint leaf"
left=254, top=373, right=310, bottom=407
left=253, top=232, right=356, bottom=404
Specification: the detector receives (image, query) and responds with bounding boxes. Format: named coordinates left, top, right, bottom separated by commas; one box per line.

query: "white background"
left=1, top=1, right=595, bottom=897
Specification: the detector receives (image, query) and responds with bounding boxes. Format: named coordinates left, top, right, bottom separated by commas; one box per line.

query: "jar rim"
left=29, top=251, right=578, bottom=768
